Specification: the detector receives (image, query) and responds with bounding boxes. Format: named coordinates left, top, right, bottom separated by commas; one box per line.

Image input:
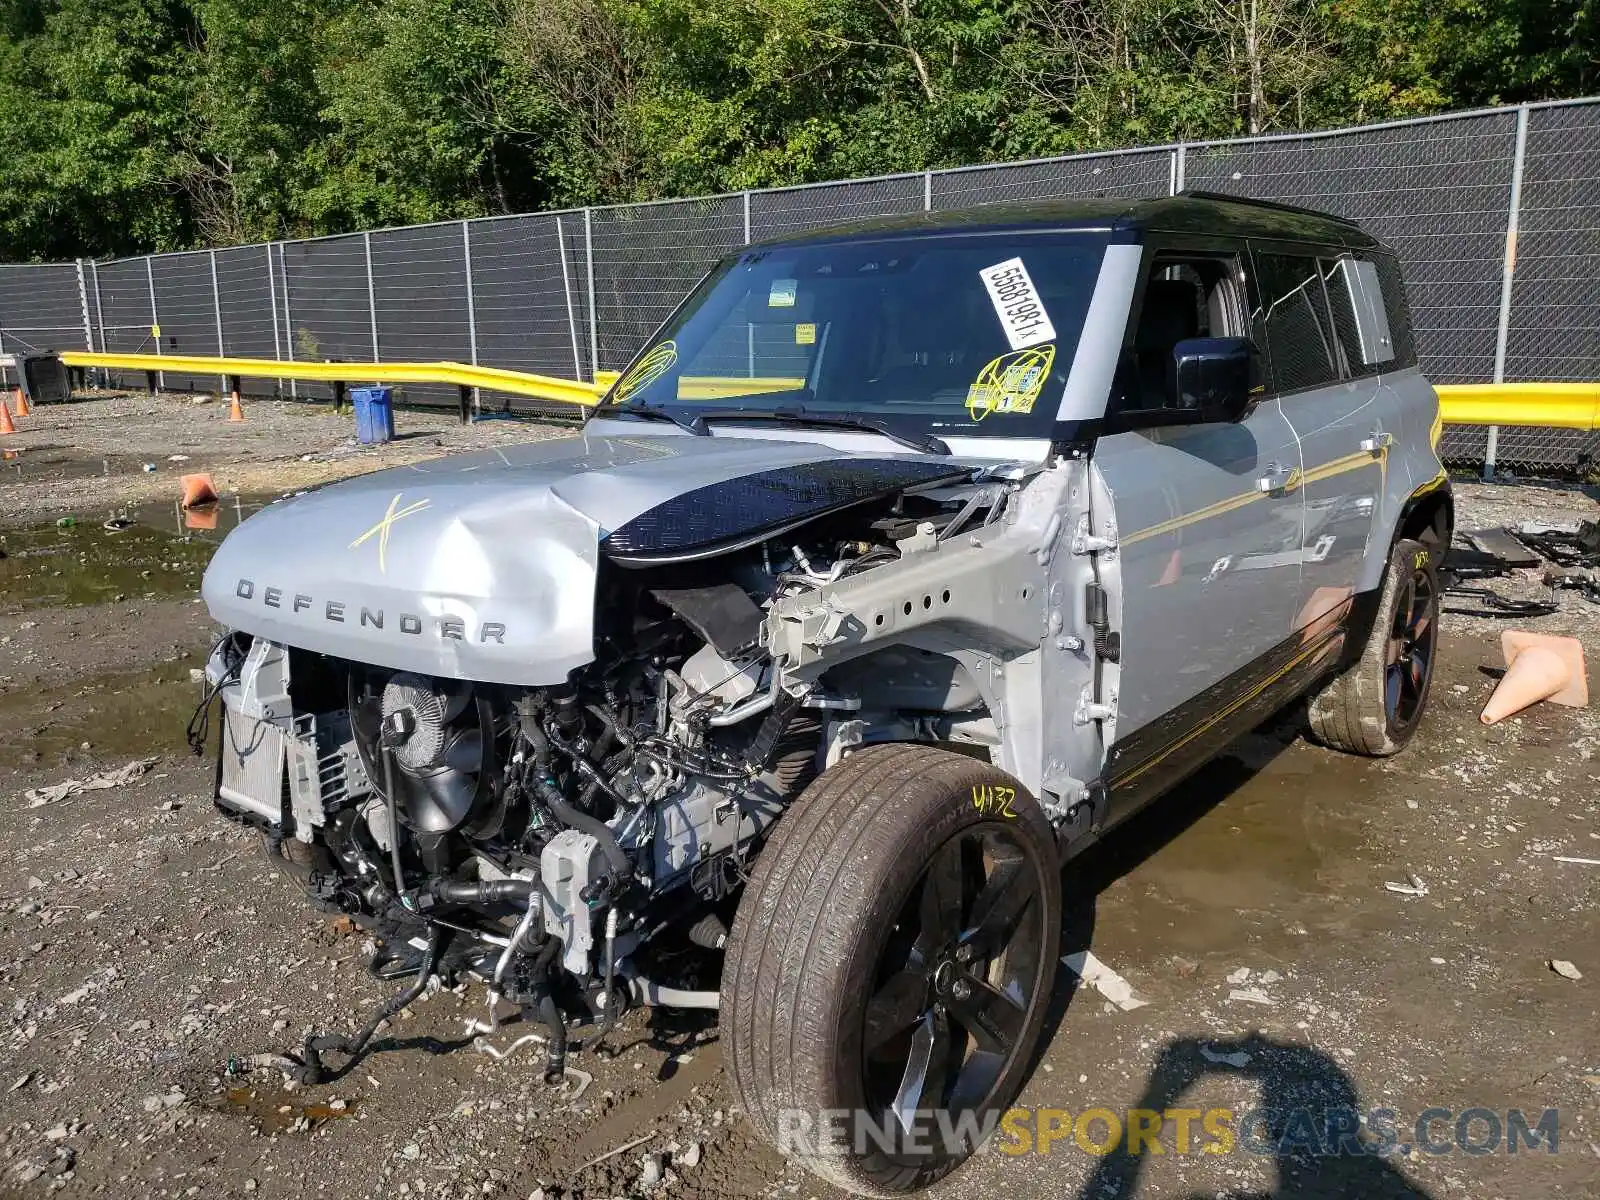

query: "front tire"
left=722, top=744, right=1061, bottom=1196
left=1307, top=537, right=1440, bottom=756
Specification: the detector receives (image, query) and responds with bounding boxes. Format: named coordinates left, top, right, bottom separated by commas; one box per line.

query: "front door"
left=1092, top=246, right=1304, bottom=814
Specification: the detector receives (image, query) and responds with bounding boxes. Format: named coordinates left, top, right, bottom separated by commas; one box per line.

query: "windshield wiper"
left=703, top=408, right=950, bottom=455
left=611, top=404, right=709, bottom=436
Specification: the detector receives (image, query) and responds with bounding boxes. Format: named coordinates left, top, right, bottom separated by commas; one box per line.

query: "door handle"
left=1361, top=431, right=1394, bottom=454
left=1256, top=464, right=1295, bottom=494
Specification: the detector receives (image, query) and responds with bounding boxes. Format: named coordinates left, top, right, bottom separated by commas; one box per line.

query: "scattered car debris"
left=23, top=757, right=161, bottom=807
left=1550, top=960, right=1584, bottom=981
left=1228, top=987, right=1275, bottom=1006
left=1063, top=951, right=1149, bottom=1011
left=1464, top=528, right=1544, bottom=568
left=1544, top=567, right=1600, bottom=605
left=1552, top=855, right=1600, bottom=866
left=1199, top=1043, right=1253, bottom=1068
left=226, top=1052, right=302, bottom=1076
left=1514, top=519, right=1600, bottom=569
left=471, top=1031, right=546, bottom=1062
left=1440, top=537, right=1560, bottom=618
left=575, top=1129, right=657, bottom=1177
left=1385, top=873, right=1430, bottom=896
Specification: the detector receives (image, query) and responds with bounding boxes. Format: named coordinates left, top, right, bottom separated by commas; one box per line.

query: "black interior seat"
left=1134, top=278, right=1202, bottom=405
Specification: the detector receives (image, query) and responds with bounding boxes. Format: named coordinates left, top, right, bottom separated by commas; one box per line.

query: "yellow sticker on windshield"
left=795, top=322, right=816, bottom=345
left=966, top=344, right=1056, bottom=421
left=612, top=340, right=678, bottom=404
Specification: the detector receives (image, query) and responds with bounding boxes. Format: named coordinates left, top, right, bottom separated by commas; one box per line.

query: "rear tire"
left=722, top=743, right=1061, bottom=1196
left=1307, top=538, right=1440, bottom=756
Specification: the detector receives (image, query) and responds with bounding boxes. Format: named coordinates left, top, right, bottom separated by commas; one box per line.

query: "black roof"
left=752, top=190, right=1382, bottom=252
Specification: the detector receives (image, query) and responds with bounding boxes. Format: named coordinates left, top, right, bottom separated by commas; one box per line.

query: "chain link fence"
left=1, top=99, right=1596, bottom=471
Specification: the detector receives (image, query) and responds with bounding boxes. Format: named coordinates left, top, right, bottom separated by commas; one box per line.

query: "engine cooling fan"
left=349, top=671, right=498, bottom=834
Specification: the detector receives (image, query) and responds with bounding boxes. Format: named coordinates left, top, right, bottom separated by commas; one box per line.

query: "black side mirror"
left=1170, top=336, right=1257, bottom=422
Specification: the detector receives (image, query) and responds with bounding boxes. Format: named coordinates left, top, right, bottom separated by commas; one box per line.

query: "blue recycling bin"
left=351, top=386, right=395, bottom=445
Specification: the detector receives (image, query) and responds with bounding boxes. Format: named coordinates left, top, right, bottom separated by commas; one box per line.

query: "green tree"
left=0, top=0, right=1593, bottom=259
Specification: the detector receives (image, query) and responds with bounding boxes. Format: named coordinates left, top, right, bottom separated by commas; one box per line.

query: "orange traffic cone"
left=180, top=472, right=219, bottom=508
left=0, top=399, right=14, bottom=435
left=1480, top=630, right=1588, bottom=725
left=12, top=387, right=29, bottom=418
left=227, top=387, right=245, bottom=422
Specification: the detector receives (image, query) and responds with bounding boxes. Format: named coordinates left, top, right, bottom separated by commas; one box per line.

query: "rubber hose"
left=297, top=924, right=442, bottom=1085
left=520, top=713, right=631, bottom=883
left=380, top=748, right=407, bottom=897
left=431, top=878, right=537, bottom=906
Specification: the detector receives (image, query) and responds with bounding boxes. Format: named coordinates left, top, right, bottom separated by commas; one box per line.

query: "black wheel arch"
left=1395, top=473, right=1454, bottom=552
left=1337, top=476, right=1451, bottom=669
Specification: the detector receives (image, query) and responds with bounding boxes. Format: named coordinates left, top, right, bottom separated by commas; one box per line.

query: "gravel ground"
left=1, top=398, right=1598, bottom=1199
left=0, top=390, right=573, bottom=525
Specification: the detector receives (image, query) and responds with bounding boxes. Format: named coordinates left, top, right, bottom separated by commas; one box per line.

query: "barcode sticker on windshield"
left=980, top=257, right=1056, bottom=350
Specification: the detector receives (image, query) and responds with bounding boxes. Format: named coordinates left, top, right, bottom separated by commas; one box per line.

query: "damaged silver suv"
left=200, top=193, right=1450, bottom=1196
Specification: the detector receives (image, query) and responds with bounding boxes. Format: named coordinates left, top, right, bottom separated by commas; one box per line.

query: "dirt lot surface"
left=2, top=396, right=1598, bottom=1199
left=0, top=390, right=571, bottom=526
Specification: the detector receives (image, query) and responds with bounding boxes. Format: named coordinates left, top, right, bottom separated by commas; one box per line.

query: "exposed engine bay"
left=199, top=439, right=1114, bottom=1082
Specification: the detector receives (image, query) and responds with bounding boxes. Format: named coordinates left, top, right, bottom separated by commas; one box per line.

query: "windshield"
left=600, top=231, right=1110, bottom=439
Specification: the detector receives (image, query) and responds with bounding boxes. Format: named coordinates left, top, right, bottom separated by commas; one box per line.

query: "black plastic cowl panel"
left=602, top=458, right=972, bottom=564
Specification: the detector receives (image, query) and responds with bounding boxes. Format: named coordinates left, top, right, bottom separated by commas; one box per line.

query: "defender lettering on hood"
left=200, top=432, right=956, bottom=685
left=230, top=578, right=507, bottom=643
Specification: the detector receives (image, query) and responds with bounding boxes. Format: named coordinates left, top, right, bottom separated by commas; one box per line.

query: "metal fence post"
left=1487, top=104, right=1530, bottom=481
left=461, top=219, right=481, bottom=415
left=1175, top=144, right=1187, bottom=193
left=461, top=221, right=479, bottom=366
left=923, top=171, right=933, bottom=211
left=363, top=231, right=380, bottom=363
left=208, top=249, right=227, bottom=392
left=265, top=242, right=284, bottom=395
left=74, top=259, right=93, bottom=354
left=88, top=259, right=107, bottom=374
left=584, top=208, right=598, bottom=382
left=279, top=243, right=298, bottom=400
left=88, top=259, right=105, bottom=357
left=556, top=217, right=583, bottom=381
left=144, top=255, right=164, bottom=390
left=742, top=191, right=752, bottom=244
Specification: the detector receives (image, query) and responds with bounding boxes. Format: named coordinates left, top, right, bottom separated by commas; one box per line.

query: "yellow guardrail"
left=52, top=352, right=1600, bottom=432
left=60, top=351, right=607, bottom=410
left=1435, top=381, right=1600, bottom=430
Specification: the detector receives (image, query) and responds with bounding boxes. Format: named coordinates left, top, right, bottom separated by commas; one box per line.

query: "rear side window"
left=1367, top=252, right=1417, bottom=369
left=1320, top=256, right=1393, bottom=377
left=1253, top=252, right=1341, bottom=392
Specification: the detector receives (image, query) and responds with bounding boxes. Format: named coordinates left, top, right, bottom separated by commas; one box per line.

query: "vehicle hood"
left=201, top=432, right=964, bottom=685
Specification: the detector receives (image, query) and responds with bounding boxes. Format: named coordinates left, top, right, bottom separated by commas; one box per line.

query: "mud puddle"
left=0, top=446, right=178, bottom=483
left=0, top=496, right=264, bottom=612
left=208, top=1083, right=360, bottom=1136
left=1087, top=722, right=1381, bottom=967
left=0, top=659, right=205, bottom=770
